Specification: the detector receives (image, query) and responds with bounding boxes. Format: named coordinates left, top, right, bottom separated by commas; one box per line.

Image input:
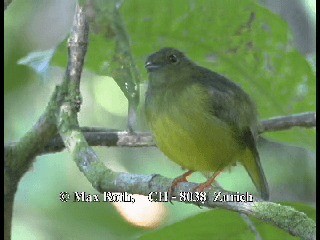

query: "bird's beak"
left=145, top=61, right=160, bottom=72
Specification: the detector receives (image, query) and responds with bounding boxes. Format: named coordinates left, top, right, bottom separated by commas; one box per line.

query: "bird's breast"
left=145, top=84, right=242, bottom=171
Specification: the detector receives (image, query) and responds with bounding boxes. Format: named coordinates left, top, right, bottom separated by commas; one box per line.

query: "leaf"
left=17, top=48, right=56, bottom=76
left=140, top=202, right=315, bottom=240
left=139, top=210, right=256, bottom=240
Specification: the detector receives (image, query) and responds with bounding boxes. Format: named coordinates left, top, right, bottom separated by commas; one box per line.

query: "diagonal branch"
left=97, top=172, right=316, bottom=240
left=4, top=46, right=68, bottom=240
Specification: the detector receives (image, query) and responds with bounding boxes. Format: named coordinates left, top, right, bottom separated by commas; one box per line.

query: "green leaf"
left=139, top=210, right=256, bottom=240
left=140, top=202, right=315, bottom=240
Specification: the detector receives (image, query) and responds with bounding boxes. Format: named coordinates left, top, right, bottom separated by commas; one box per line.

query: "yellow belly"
left=146, top=85, right=244, bottom=172
left=150, top=114, right=241, bottom=171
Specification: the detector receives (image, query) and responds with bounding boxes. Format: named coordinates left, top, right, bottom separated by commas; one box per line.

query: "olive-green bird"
left=144, top=48, right=269, bottom=200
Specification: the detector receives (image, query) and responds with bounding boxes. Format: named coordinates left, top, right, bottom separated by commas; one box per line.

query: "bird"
left=144, top=47, right=269, bottom=200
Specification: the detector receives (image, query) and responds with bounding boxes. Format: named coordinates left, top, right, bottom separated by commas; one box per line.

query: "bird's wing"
left=195, top=67, right=258, bottom=134
left=197, top=69, right=269, bottom=199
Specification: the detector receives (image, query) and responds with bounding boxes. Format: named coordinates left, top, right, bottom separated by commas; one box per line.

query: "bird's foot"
left=193, top=171, right=222, bottom=192
left=193, top=181, right=213, bottom=193
left=168, top=170, right=194, bottom=204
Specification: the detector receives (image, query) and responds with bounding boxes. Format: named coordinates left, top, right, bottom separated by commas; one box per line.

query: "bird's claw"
left=168, top=170, right=193, bottom=204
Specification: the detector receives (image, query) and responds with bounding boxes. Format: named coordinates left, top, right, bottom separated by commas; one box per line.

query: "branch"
left=4, top=49, right=67, bottom=240
left=40, top=131, right=154, bottom=154
left=259, top=112, right=316, bottom=133
left=5, top=112, right=314, bottom=155
left=5, top=89, right=61, bottom=240
left=78, top=169, right=317, bottom=240
left=56, top=4, right=117, bottom=199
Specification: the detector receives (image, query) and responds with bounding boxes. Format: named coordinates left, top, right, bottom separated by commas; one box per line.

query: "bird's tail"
left=241, top=147, right=269, bottom=200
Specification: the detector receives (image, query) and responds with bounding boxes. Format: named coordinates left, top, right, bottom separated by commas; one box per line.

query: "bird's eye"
left=168, top=54, right=178, bottom=63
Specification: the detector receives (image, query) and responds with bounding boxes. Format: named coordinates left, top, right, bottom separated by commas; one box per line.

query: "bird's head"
left=145, top=48, right=189, bottom=72
left=145, top=48, right=194, bottom=87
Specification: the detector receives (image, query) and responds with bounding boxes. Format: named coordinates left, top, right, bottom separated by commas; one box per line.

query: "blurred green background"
left=4, top=0, right=315, bottom=239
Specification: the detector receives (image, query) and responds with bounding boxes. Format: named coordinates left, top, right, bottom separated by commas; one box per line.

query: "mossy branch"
left=56, top=5, right=117, bottom=192
left=97, top=172, right=316, bottom=240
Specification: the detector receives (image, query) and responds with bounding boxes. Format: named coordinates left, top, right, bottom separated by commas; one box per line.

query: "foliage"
left=140, top=203, right=315, bottom=240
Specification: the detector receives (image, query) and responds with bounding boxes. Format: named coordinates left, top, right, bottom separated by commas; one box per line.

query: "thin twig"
left=240, top=213, right=262, bottom=240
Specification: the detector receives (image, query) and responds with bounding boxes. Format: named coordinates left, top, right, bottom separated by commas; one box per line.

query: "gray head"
left=145, top=48, right=191, bottom=73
